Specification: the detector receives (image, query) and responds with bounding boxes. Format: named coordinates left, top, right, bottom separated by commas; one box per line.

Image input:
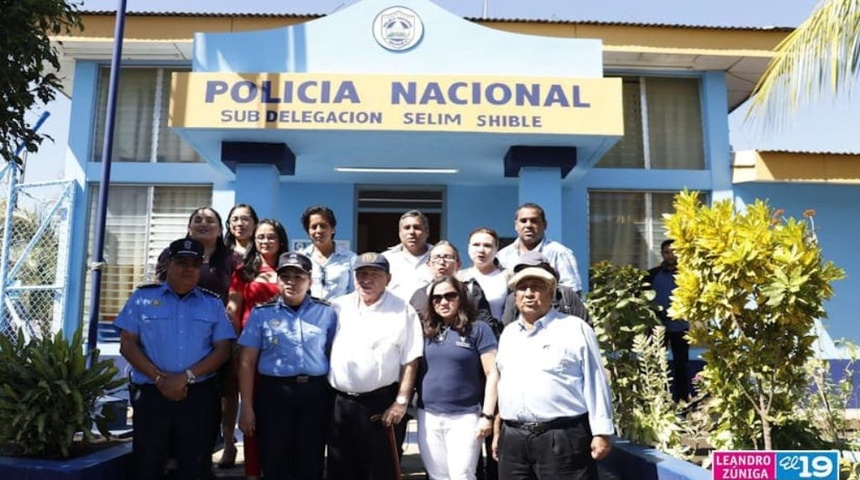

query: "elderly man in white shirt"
left=496, top=203, right=583, bottom=292
left=327, top=252, right=424, bottom=480
left=493, top=262, right=613, bottom=480
left=382, top=209, right=434, bottom=300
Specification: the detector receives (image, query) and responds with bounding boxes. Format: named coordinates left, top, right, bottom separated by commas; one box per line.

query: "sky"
left=25, top=0, right=849, bottom=184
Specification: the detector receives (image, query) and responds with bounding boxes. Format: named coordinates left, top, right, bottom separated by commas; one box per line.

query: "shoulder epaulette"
left=310, top=295, right=331, bottom=306
left=136, top=281, right=162, bottom=289
left=198, top=287, right=221, bottom=299
left=256, top=299, right=278, bottom=308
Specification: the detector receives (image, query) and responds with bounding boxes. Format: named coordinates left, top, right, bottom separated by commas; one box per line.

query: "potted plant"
left=0, top=326, right=130, bottom=479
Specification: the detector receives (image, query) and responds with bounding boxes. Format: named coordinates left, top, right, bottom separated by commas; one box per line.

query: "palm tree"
left=749, top=0, right=860, bottom=124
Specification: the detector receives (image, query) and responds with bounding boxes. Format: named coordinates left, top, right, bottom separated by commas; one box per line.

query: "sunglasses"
left=430, top=292, right=459, bottom=304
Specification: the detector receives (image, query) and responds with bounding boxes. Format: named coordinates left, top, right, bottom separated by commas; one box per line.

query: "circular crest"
left=372, top=6, right=424, bottom=51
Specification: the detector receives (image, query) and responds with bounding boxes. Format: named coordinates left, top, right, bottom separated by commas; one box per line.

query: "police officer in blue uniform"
left=237, top=251, right=338, bottom=480
left=115, top=238, right=235, bottom=480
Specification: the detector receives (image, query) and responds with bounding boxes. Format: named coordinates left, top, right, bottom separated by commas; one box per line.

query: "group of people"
left=115, top=202, right=617, bottom=480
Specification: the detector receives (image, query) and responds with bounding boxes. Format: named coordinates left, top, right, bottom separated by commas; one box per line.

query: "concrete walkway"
left=211, top=420, right=426, bottom=479
left=209, top=419, right=621, bottom=479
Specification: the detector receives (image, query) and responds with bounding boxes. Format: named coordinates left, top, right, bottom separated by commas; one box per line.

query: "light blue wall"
left=445, top=184, right=518, bottom=254
left=194, top=0, right=604, bottom=77
left=519, top=167, right=563, bottom=240
left=562, top=185, right=589, bottom=288
left=235, top=165, right=281, bottom=219
left=701, top=72, right=732, bottom=201
left=734, top=183, right=859, bottom=343
left=63, top=62, right=98, bottom=335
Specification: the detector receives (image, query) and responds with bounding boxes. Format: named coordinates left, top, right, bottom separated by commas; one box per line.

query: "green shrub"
left=665, top=192, right=844, bottom=450
left=0, top=327, right=126, bottom=458
left=588, top=262, right=684, bottom=446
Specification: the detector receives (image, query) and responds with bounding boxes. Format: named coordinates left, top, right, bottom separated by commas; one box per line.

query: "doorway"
left=356, top=186, right=444, bottom=253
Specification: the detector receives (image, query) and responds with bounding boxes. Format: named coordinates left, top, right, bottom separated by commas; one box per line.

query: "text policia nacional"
left=207, top=79, right=593, bottom=128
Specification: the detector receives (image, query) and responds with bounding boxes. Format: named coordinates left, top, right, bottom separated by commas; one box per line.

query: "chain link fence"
left=0, top=164, right=74, bottom=342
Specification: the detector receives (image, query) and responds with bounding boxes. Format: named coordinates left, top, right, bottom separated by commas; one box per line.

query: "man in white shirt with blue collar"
left=382, top=209, right=434, bottom=300
left=494, top=262, right=613, bottom=480
left=497, top=203, right=583, bottom=292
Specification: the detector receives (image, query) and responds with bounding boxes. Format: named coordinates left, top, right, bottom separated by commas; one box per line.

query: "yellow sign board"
left=170, top=73, right=623, bottom=135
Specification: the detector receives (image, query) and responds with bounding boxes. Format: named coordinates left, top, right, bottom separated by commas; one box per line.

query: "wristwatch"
left=185, top=369, right=197, bottom=385
left=395, top=394, right=408, bottom=406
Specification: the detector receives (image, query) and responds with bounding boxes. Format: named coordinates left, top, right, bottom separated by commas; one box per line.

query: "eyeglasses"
left=430, top=254, right=457, bottom=264
left=430, top=292, right=459, bottom=303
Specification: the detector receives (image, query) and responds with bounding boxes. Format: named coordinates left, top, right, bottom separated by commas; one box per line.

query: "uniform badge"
left=270, top=319, right=281, bottom=328
left=455, top=337, right=471, bottom=348
left=151, top=299, right=160, bottom=307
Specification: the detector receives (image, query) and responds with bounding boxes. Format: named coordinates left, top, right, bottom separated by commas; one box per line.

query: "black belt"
left=504, top=415, right=585, bottom=435
left=335, top=382, right=398, bottom=401
left=261, top=374, right=327, bottom=384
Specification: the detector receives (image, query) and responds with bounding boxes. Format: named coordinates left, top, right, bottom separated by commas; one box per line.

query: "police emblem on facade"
left=372, top=6, right=423, bottom=51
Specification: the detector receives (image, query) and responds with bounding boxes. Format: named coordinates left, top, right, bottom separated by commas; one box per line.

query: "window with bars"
left=83, top=185, right=213, bottom=322
left=92, top=67, right=201, bottom=163
left=597, top=76, right=705, bottom=170
left=587, top=190, right=706, bottom=270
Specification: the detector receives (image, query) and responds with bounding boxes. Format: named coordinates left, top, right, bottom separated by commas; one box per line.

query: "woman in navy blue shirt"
left=417, top=276, right=499, bottom=480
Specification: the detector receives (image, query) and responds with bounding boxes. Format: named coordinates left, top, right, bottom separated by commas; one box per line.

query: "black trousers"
left=131, top=379, right=219, bottom=480
left=327, top=383, right=404, bottom=480
left=255, top=375, right=333, bottom=480
left=667, top=330, right=690, bottom=402
left=497, top=416, right=597, bottom=480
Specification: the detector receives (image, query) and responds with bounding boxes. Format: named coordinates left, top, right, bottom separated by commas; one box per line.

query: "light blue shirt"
left=497, top=237, right=583, bottom=291
left=238, top=296, right=338, bottom=377
left=496, top=309, right=614, bottom=435
left=114, top=283, right=236, bottom=384
left=301, top=244, right=357, bottom=300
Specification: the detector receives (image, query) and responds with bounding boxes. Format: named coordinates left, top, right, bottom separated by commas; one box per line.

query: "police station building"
left=55, top=0, right=807, bottom=335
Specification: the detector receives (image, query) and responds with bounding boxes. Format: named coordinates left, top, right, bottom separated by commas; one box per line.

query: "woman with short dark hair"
left=299, top=205, right=356, bottom=300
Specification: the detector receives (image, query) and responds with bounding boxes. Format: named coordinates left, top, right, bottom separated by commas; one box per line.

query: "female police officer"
left=237, top=252, right=338, bottom=479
